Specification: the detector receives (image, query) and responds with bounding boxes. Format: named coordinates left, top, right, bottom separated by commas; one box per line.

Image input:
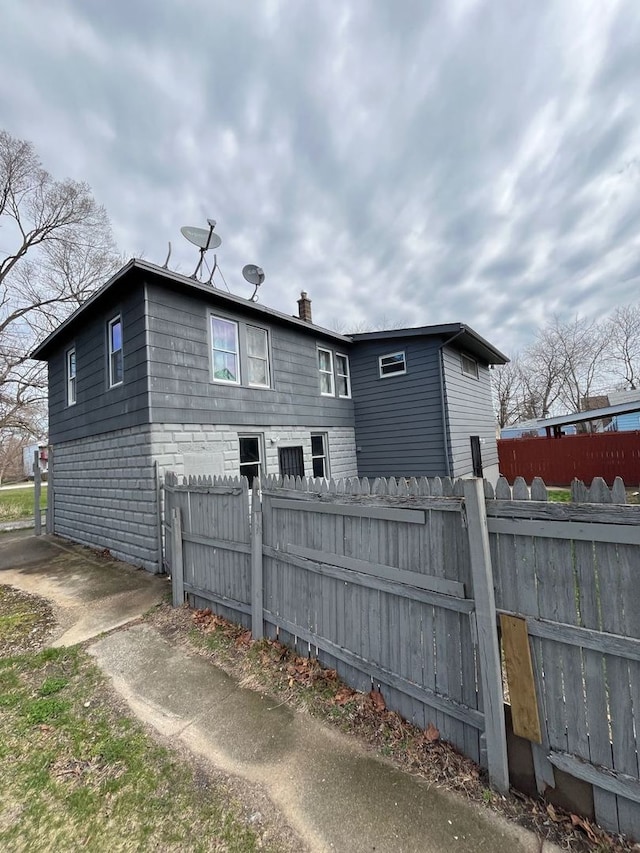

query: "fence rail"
left=165, top=471, right=640, bottom=842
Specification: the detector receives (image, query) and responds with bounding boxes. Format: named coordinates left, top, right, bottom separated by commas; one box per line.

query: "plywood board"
left=500, top=614, right=542, bottom=744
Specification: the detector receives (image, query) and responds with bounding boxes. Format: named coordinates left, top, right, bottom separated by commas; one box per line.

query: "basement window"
left=379, top=351, right=406, bottom=378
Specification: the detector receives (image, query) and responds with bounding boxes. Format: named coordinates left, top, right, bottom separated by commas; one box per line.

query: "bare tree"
left=546, top=316, right=609, bottom=412
left=606, top=303, right=640, bottom=390
left=491, top=357, right=524, bottom=428
left=0, top=129, right=121, bottom=433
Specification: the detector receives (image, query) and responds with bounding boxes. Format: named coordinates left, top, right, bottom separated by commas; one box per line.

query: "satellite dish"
left=242, top=264, right=265, bottom=301
left=180, top=226, right=222, bottom=250
left=242, top=265, right=265, bottom=286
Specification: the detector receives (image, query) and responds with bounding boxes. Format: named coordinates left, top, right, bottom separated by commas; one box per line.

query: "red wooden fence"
left=498, top=431, right=640, bottom=486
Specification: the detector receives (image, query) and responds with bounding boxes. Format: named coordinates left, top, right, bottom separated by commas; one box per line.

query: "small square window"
left=108, top=316, right=123, bottom=387
left=66, top=348, right=76, bottom=406
left=461, top=353, right=479, bottom=379
left=379, top=351, right=406, bottom=378
left=318, top=348, right=334, bottom=395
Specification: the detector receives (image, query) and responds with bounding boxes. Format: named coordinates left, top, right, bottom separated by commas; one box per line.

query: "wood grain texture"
left=500, top=615, right=541, bottom=743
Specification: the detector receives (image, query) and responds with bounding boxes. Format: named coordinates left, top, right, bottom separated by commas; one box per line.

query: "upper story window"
left=66, top=348, right=76, bottom=406
left=246, top=325, right=270, bottom=388
left=379, top=351, right=406, bottom=378
left=211, top=316, right=240, bottom=384
left=335, top=353, right=351, bottom=398
left=318, top=348, right=335, bottom=396
left=461, top=353, right=479, bottom=379
left=108, top=315, right=123, bottom=387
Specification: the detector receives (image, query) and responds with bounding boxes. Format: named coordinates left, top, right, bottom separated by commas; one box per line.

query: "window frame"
left=238, top=433, right=263, bottom=486
left=318, top=347, right=335, bottom=396
left=335, top=353, right=351, bottom=398
left=210, top=315, right=241, bottom=385
left=66, top=347, right=76, bottom=406
left=311, top=432, right=330, bottom=479
left=460, top=352, right=479, bottom=380
left=108, top=315, right=123, bottom=388
left=245, top=324, right=271, bottom=389
left=379, top=351, right=406, bottom=378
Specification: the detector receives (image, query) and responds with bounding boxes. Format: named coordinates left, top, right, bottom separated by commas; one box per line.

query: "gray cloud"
left=1, top=0, right=639, bottom=357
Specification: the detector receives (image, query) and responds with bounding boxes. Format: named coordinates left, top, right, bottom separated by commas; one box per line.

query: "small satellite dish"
left=242, top=264, right=265, bottom=286
left=180, top=226, right=222, bottom=251
left=242, top=264, right=265, bottom=301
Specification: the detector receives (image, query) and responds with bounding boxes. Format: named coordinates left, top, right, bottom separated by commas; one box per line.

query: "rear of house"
left=32, top=259, right=507, bottom=571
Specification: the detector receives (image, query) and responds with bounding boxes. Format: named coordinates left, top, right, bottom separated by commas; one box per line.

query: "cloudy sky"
left=1, top=0, right=639, bottom=354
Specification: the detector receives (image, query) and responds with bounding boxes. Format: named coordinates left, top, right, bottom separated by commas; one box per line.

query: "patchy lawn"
left=0, top=485, right=47, bottom=521
left=0, top=586, right=291, bottom=852
left=149, top=603, right=635, bottom=853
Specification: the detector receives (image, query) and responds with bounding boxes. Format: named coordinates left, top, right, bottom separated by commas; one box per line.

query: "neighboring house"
left=31, top=259, right=507, bottom=572
left=501, top=420, right=577, bottom=439
left=23, top=443, right=48, bottom=479
left=607, top=389, right=640, bottom=432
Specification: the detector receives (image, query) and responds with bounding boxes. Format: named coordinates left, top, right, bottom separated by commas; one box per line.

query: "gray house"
left=31, top=258, right=507, bottom=571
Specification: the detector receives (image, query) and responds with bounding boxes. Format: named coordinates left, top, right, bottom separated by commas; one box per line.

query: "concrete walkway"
left=1, top=533, right=559, bottom=852
left=0, top=532, right=167, bottom=645
left=90, top=624, right=558, bottom=853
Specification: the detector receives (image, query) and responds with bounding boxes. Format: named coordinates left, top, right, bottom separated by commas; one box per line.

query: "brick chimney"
left=297, top=291, right=312, bottom=323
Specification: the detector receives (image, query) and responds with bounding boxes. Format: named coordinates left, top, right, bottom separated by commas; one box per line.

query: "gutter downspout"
left=438, top=328, right=466, bottom=478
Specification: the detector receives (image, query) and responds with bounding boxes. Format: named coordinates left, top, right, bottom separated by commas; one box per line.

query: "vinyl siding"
left=441, top=346, right=498, bottom=477
left=350, top=338, right=447, bottom=477
left=47, top=286, right=149, bottom=444
left=145, top=283, right=354, bottom=429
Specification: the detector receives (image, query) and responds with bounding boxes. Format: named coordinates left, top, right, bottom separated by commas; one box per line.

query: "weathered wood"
left=181, top=532, right=252, bottom=553
left=286, top=544, right=465, bottom=598
left=270, top=497, right=428, bottom=523
left=261, top=546, right=474, bottom=613
left=548, top=752, right=640, bottom=805
left=251, top=483, right=264, bottom=640
left=170, top=507, right=184, bottom=606
left=488, top=516, right=640, bottom=544
left=500, top=615, right=542, bottom=743
left=486, top=500, right=640, bottom=525
left=263, top=611, right=485, bottom=729
left=182, top=583, right=251, bottom=616
left=33, top=450, right=41, bottom=536
left=464, top=479, right=509, bottom=792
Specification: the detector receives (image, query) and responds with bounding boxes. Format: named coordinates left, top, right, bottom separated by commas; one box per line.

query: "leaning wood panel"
left=500, top=615, right=541, bottom=743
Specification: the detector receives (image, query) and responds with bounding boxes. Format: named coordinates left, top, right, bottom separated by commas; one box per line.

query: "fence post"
left=170, top=507, right=184, bottom=606
left=46, top=445, right=54, bottom=534
left=251, top=480, right=264, bottom=640
left=464, top=478, right=509, bottom=792
left=33, top=450, right=41, bottom=536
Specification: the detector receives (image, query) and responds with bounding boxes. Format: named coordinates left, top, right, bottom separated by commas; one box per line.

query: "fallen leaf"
left=334, top=686, right=356, bottom=706
left=424, top=722, right=440, bottom=743
left=570, top=814, right=599, bottom=843
left=369, top=690, right=386, bottom=711
left=546, top=803, right=562, bottom=823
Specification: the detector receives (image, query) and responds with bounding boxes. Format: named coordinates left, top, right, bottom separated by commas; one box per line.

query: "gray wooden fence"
left=164, top=471, right=640, bottom=840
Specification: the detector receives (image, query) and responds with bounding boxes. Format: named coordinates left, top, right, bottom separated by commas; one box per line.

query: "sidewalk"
left=90, top=624, right=559, bottom=853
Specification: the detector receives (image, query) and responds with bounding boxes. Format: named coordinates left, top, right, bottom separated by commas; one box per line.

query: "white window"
left=379, top=351, right=406, bottom=378
left=461, top=353, right=479, bottom=379
left=66, top=348, right=76, bottom=406
left=335, top=353, right=351, bottom=398
left=108, top=316, right=123, bottom=387
left=311, top=433, right=329, bottom=478
left=211, top=316, right=240, bottom=384
left=246, top=325, right=270, bottom=388
left=318, top=348, right=334, bottom=395
left=239, top=434, right=262, bottom=486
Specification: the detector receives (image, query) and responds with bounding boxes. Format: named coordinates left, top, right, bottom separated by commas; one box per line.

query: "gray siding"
left=350, top=338, right=447, bottom=477
left=145, top=283, right=354, bottom=429
left=47, top=285, right=149, bottom=444
left=52, top=425, right=160, bottom=572
left=442, top=346, right=498, bottom=477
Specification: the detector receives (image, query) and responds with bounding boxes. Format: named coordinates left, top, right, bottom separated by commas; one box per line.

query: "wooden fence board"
left=500, top=615, right=541, bottom=743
